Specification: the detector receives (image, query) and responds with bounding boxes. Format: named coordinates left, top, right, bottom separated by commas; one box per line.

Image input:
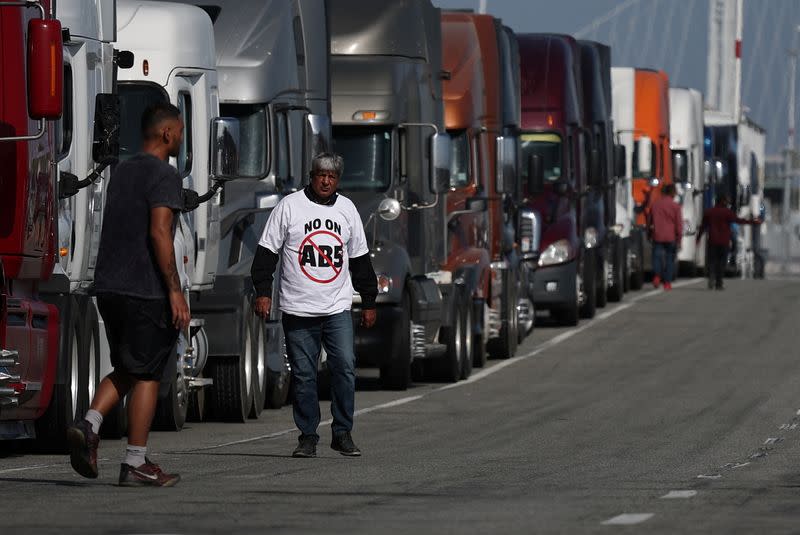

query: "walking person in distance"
left=251, top=152, right=378, bottom=458
left=66, top=102, right=188, bottom=487
left=649, top=183, right=682, bottom=290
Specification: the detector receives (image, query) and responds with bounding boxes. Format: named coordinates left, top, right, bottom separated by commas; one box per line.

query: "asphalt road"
left=2, top=277, right=800, bottom=534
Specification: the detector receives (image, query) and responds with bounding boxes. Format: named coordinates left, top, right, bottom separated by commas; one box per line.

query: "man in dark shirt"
left=696, top=194, right=760, bottom=290
left=67, top=102, right=189, bottom=487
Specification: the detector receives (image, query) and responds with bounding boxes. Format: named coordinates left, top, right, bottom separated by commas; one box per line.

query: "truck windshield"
left=448, top=130, right=470, bottom=188
left=520, top=133, right=563, bottom=182
left=118, top=83, right=168, bottom=161
left=220, top=104, right=268, bottom=179
left=332, top=126, right=391, bottom=192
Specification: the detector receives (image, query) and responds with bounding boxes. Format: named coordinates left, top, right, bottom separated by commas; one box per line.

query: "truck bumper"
left=530, top=260, right=577, bottom=310
left=350, top=304, right=403, bottom=368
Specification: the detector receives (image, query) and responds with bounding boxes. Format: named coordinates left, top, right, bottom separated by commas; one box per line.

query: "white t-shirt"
left=258, top=190, right=369, bottom=317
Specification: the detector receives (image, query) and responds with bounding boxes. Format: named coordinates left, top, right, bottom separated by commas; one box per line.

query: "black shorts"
left=97, top=294, right=178, bottom=380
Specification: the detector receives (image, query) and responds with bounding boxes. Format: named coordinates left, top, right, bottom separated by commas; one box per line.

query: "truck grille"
left=518, top=209, right=541, bottom=254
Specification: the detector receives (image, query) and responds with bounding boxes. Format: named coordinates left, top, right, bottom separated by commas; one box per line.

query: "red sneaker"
left=118, top=459, right=181, bottom=487
left=66, top=419, right=100, bottom=479
left=663, top=281, right=673, bottom=291
left=652, top=275, right=661, bottom=288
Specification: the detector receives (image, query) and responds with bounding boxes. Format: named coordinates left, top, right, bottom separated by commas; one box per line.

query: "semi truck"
left=517, top=33, right=599, bottom=326
left=578, top=40, right=625, bottom=305
left=169, top=0, right=331, bottom=418
left=115, top=0, right=243, bottom=428
left=669, top=87, right=705, bottom=275
left=329, top=0, right=453, bottom=389
left=0, top=0, right=63, bottom=440
left=438, top=10, right=520, bottom=378
left=611, top=67, right=673, bottom=289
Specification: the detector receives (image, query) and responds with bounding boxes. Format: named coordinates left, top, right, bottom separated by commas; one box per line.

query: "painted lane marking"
left=170, top=278, right=701, bottom=453
left=661, top=490, right=697, bottom=499
left=602, top=513, right=654, bottom=525
left=697, top=474, right=722, bottom=480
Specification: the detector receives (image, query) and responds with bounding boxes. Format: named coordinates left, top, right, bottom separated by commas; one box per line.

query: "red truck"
left=0, top=0, right=64, bottom=440
left=517, top=33, right=600, bottom=326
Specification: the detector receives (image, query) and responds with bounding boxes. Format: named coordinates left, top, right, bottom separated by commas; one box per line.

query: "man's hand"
left=169, top=290, right=190, bottom=331
left=361, top=308, right=376, bottom=328
left=254, top=296, right=272, bottom=319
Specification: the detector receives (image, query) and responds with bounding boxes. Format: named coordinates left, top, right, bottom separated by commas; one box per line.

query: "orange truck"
left=612, top=68, right=672, bottom=288
left=438, top=11, right=520, bottom=380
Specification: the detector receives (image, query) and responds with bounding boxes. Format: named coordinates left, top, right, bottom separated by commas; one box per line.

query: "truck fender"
left=405, top=276, right=444, bottom=337
left=368, top=241, right=412, bottom=304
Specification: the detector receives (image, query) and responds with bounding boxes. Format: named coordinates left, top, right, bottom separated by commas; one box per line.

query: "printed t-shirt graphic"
left=258, top=190, right=369, bottom=317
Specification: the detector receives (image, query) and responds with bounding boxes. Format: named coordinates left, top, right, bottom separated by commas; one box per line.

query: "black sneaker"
left=331, top=431, right=361, bottom=457
left=118, top=458, right=180, bottom=487
left=292, top=435, right=318, bottom=458
left=66, top=419, right=100, bottom=479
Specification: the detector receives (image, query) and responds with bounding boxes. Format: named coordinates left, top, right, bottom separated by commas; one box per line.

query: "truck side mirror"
left=614, top=144, right=626, bottom=178
left=114, top=50, right=135, bottom=69
left=637, top=136, right=653, bottom=176
left=527, top=153, right=544, bottom=195
left=672, top=151, right=688, bottom=182
left=589, top=148, right=602, bottom=187
left=27, top=18, right=64, bottom=120
left=430, top=132, right=451, bottom=194
left=495, top=135, right=517, bottom=194
left=210, top=117, right=241, bottom=180
left=92, top=94, right=120, bottom=164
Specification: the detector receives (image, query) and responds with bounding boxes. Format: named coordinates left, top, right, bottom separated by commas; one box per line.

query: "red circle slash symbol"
left=298, top=230, right=344, bottom=283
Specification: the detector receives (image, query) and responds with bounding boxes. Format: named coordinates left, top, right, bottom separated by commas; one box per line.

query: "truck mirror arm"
left=183, top=180, right=224, bottom=212
left=58, top=159, right=115, bottom=200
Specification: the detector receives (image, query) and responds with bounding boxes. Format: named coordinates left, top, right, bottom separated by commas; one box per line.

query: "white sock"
left=124, top=444, right=147, bottom=468
left=84, top=409, right=103, bottom=434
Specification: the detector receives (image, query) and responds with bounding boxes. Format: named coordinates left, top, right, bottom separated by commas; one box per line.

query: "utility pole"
left=784, top=28, right=800, bottom=272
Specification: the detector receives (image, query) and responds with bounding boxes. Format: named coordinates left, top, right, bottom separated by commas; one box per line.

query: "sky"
left=432, top=0, right=800, bottom=155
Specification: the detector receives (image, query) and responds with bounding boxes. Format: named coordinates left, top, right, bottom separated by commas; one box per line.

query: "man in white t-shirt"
left=251, top=152, right=377, bottom=458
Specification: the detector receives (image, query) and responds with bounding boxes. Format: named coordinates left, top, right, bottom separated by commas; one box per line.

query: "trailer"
left=329, top=0, right=453, bottom=390
left=0, top=0, right=63, bottom=440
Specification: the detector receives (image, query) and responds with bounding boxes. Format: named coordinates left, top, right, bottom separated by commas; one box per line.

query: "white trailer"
left=669, top=87, right=705, bottom=274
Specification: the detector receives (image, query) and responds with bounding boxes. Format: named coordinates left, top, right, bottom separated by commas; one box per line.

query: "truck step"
left=424, top=343, right=447, bottom=359
left=187, top=377, right=213, bottom=389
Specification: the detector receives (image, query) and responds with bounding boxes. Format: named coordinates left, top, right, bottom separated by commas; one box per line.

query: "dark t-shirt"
left=94, top=153, right=183, bottom=299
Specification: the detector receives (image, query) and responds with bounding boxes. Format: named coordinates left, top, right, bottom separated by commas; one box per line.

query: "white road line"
left=602, top=513, right=654, bottom=525
left=661, top=490, right=697, bottom=499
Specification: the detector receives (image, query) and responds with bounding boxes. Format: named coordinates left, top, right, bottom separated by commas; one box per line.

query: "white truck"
left=115, top=0, right=240, bottom=429
left=669, top=87, right=705, bottom=275
left=36, top=0, right=132, bottom=446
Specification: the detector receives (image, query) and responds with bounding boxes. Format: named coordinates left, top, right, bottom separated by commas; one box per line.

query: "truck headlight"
left=538, top=239, right=572, bottom=267
left=584, top=227, right=598, bottom=249
left=376, top=274, right=393, bottom=294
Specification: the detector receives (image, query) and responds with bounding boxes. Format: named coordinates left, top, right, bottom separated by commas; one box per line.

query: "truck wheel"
left=488, top=269, right=518, bottom=359
left=34, top=296, right=85, bottom=452
left=152, top=373, right=188, bottom=431
left=630, top=234, right=644, bottom=290
left=608, top=238, right=624, bottom=302
left=381, top=293, right=412, bottom=390
left=622, top=239, right=631, bottom=293
left=472, top=298, right=487, bottom=368
left=437, top=287, right=464, bottom=383
left=82, top=301, right=100, bottom=413
left=596, top=250, right=608, bottom=308
left=580, top=250, right=597, bottom=319
left=460, top=289, right=473, bottom=380
left=266, top=326, right=291, bottom=409
left=248, top=320, right=267, bottom=419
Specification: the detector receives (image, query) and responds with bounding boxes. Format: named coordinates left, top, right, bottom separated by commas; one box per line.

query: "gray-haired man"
left=251, top=152, right=377, bottom=457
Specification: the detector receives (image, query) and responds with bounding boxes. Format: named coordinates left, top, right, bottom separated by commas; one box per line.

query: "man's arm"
left=251, top=246, right=279, bottom=319
left=150, top=206, right=190, bottom=330
left=350, top=253, right=377, bottom=328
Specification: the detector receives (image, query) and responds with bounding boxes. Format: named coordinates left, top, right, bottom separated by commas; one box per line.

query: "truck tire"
left=460, top=289, right=473, bottom=380
left=248, top=320, right=267, bottom=419
left=630, top=233, right=645, bottom=290
left=437, top=287, right=465, bottom=383
left=607, top=238, right=624, bottom=302
left=472, top=298, right=487, bottom=369
left=34, top=296, right=85, bottom=452
left=488, top=269, right=518, bottom=359
left=266, top=325, right=291, bottom=409
left=580, top=250, right=597, bottom=319
left=596, top=249, right=608, bottom=308
left=622, top=239, right=631, bottom=293
left=380, top=292, right=412, bottom=390
left=152, top=374, right=188, bottom=431
left=82, top=301, right=100, bottom=413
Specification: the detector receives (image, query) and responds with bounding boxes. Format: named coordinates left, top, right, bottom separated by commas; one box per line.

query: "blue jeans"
left=652, top=241, right=676, bottom=282
left=281, top=311, right=355, bottom=440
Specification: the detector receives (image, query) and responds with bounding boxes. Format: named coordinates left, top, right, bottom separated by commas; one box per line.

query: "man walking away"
left=67, top=102, right=189, bottom=487
left=649, top=184, right=682, bottom=290
left=696, top=194, right=761, bottom=290
left=252, top=152, right=378, bottom=458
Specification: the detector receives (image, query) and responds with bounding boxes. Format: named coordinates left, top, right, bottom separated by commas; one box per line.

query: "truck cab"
left=670, top=87, right=705, bottom=275
left=330, top=0, right=452, bottom=390
left=518, top=33, right=595, bottom=326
